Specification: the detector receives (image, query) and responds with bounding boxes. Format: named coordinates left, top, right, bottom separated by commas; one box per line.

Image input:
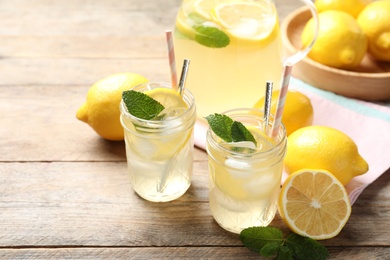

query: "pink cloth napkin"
left=194, top=77, right=390, bottom=205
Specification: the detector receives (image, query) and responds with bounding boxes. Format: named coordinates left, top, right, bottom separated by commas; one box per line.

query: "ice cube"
left=244, top=173, right=279, bottom=198
left=224, top=158, right=253, bottom=178
left=130, top=137, right=159, bottom=160
left=228, top=141, right=256, bottom=149
left=155, top=107, right=187, bottom=120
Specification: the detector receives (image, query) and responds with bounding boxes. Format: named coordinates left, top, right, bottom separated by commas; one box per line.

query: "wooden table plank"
left=1, top=162, right=389, bottom=247
left=1, top=247, right=390, bottom=259
left=0, top=35, right=168, bottom=58
left=0, top=59, right=170, bottom=86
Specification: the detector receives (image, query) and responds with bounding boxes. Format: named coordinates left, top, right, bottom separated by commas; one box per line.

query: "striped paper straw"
left=165, top=30, right=178, bottom=89
left=271, top=63, right=293, bottom=138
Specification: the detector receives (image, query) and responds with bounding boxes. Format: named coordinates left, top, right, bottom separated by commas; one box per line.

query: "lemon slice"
left=194, top=0, right=224, bottom=19
left=278, top=169, right=352, bottom=240
left=144, top=88, right=188, bottom=109
left=175, top=9, right=196, bottom=39
left=210, top=2, right=277, bottom=42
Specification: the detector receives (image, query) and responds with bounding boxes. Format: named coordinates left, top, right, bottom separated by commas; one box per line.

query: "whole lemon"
left=76, top=73, right=148, bottom=141
left=357, top=0, right=390, bottom=62
left=315, top=0, right=373, bottom=18
left=254, top=90, right=314, bottom=136
left=284, top=126, right=369, bottom=186
left=302, top=10, right=368, bottom=69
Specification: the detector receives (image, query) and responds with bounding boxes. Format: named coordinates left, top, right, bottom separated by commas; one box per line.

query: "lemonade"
left=120, top=82, right=196, bottom=202
left=206, top=109, right=287, bottom=233
left=174, top=0, right=284, bottom=117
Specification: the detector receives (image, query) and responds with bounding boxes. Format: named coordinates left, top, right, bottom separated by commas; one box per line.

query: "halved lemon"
left=210, top=2, right=278, bottom=43
left=278, top=169, right=352, bottom=240
left=144, top=88, right=188, bottom=109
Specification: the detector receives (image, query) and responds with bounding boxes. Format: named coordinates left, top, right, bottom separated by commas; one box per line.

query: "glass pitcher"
left=173, top=0, right=318, bottom=118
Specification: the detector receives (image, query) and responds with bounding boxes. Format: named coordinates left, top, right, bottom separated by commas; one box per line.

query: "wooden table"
left=1, top=0, right=389, bottom=258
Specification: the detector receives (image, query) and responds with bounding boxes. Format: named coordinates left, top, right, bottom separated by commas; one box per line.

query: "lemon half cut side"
left=278, top=169, right=352, bottom=240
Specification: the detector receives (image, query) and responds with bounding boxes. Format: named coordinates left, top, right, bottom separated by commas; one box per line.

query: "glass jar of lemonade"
left=120, top=82, right=197, bottom=202
left=206, top=108, right=287, bottom=233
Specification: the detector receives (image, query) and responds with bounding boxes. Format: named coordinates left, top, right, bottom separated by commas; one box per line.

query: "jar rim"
left=206, top=108, right=287, bottom=158
left=120, top=82, right=196, bottom=133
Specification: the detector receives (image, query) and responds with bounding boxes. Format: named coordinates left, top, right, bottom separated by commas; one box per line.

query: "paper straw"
left=271, top=63, right=293, bottom=138
left=165, top=30, right=178, bottom=89
left=178, top=59, right=190, bottom=96
left=263, top=81, right=273, bottom=135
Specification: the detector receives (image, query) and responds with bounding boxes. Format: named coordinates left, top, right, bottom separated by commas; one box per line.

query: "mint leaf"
left=122, top=90, right=164, bottom=120
left=277, top=246, right=294, bottom=260
left=285, top=233, right=329, bottom=260
left=260, top=242, right=281, bottom=256
left=231, top=121, right=257, bottom=145
left=194, top=25, right=230, bottom=48
left=240, top=227, right=329, bottom=260
left=240, top=226, right=283, bottom=252
left=205, top=113, right=257, bottom=146
left=205, top=113, right=234, bottom=142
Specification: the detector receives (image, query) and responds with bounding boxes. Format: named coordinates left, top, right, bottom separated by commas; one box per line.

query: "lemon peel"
left=284, top=126, right=369, bottom=186
left=76, top=72, right=148, bottom=141
left=253, top=90, right=313, bottom=136
left=314, top=0, right=373, bottom=18
left=302, top=10, right=368, bottom=69
left=357, top=0, right=390, bottom=61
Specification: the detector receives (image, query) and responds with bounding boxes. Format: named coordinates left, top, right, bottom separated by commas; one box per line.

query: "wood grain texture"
left=1, top=0, right=389, bottom=258
left=0, top=162, right=389, bottom=247
left=1, top=247, right=390, bottom=259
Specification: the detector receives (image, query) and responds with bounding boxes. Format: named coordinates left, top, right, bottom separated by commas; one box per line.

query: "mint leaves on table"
left=205, top=113, right=257, bottom=146
left=240, top=227, right=329, bottom=260
left=122, top=90, right=164, bottom=120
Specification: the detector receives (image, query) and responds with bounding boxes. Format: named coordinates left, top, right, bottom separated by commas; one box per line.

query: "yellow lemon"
left=357, top=0, right=390, bottom=62
left=253, top=90, right=314, bottom=136
left=302, top=10, right=368, bottom=69
left=76, top=73, right=148, bottom=141
left=284, top=126, right=369, bottom=186
left=315, top=0, right=373, bottom=18
left=279, top=169, right=351, bottom=240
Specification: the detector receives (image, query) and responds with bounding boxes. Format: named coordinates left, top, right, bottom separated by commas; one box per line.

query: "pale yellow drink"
left=174, top=0, right=284, bottom=117
left=120, top=83, right=196, bottom=202
left=206, top=108, right=287, bottom=233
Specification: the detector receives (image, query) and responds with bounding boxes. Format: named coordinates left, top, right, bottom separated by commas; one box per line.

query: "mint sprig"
left=122, top=90, right=164, bottom=120
left=240, top=227, right=329, bottom=260
left=205, top=113, right=257, bottom=146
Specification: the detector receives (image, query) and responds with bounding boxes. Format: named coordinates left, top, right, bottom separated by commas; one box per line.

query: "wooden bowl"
left=281, top=7, right=390, bottom=101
